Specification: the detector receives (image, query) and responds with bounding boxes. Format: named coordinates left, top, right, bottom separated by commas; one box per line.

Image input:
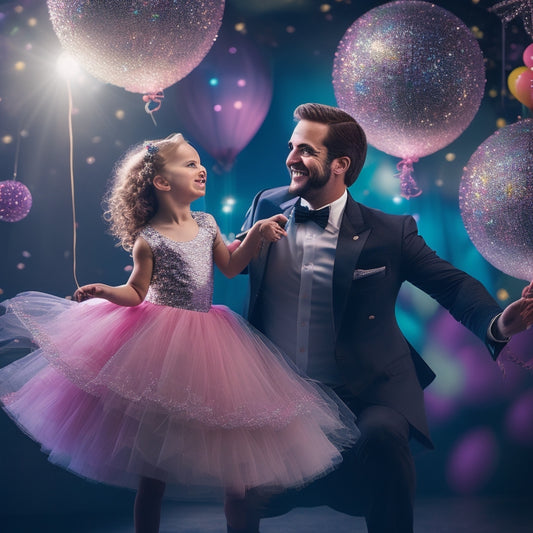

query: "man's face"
left=286, top=120, right=332, bottom=199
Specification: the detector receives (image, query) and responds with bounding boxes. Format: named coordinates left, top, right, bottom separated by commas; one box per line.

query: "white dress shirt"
left=259, top=191, right=348, bottom=385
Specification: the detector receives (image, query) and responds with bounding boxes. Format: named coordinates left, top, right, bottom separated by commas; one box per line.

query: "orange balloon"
left=514, top=68, right=533, bottom=110
left=507, top=66, right=528, bottom=99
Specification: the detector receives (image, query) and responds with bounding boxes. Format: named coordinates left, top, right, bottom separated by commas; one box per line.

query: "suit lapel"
left=249, top=197, right=298, bottom=315
left=257, top=198, right=297, bottom=262
left=333, top=195, right=371, bottom=336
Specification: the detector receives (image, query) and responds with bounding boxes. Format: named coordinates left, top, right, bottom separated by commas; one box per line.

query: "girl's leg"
left=134, top=476, right=166, bottom=533
left=224, top=489, right=260, bottom=533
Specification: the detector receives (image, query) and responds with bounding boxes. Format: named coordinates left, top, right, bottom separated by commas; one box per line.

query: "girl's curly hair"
left=104, top=133, right=187, bottom=251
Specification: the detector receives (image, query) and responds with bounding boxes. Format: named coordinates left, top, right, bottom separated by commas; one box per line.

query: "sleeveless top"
left=140, top=212, right=217, bottom=312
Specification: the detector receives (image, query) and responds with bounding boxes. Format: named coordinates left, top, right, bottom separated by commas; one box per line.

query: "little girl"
left=0, top=134, right=358, bottom=533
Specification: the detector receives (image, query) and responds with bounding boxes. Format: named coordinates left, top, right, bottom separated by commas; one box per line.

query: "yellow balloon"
left=507, top=66, right=528, bottom=99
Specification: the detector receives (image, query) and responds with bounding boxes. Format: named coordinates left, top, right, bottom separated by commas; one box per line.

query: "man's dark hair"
left=293, top=103, right=367, bottom=187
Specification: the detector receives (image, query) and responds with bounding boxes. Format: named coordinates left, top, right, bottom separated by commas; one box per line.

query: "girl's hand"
left=258, top=214, right=288, bottom=243
left=74, top=283, right=111, bottom=302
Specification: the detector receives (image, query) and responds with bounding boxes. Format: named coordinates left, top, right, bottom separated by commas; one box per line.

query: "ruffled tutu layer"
left=0, top=291, right=358, bottom=495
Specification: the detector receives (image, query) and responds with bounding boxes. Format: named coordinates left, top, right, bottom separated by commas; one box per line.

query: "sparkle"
left=459, top=119, right=533, bottom=281
left=47, top=1, right=225, bottom=93
left=333, top=1, right=485, bottom=197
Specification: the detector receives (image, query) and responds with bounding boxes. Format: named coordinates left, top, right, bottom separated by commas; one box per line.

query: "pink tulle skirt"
left=0, top=292, right=358, bottom=495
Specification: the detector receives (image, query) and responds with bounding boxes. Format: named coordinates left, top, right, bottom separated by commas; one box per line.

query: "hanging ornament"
left=47, top=1, right=225, bottom=119
left=0, top=131, right=32, bottom=223
left=0, top=181, right=32, bottom=223
left=333, top=1, right=485, bottom=198
left=459, top=119, right=533, bottom=281
left=488, top=0, right=533, bottom=39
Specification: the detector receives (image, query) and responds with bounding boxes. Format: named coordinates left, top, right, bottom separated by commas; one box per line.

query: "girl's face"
left=161, top=142, right=207, bottom=201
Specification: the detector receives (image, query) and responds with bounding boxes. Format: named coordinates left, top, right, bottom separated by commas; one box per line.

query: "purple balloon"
left=175, top=31, right=272, bottom=172
left=459, top=119, right=533, bottom=281
left=0, top=180, right=32, bottom=222
left=333, top=1, right=485, bottom=198
left=447, top=428, right=499, bottom=494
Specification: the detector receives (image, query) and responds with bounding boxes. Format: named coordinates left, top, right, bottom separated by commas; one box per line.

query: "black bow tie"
left=293, top=203, right=330, bottom=229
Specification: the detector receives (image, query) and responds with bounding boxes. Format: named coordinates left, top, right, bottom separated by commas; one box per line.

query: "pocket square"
left=353, top=266, right=386, bottom=280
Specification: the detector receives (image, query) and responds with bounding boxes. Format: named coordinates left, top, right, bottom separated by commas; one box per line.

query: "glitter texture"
left=489, top=0, right=533, bottom=39
left=0, top=180, right=32, bottom=222
left=459, top=119, right=533, bottom=281
left=141, top=213, right=216, bottom=312
left=333, top=1, right=485, bottom=174
left=47, top=0, right=225, bottom=94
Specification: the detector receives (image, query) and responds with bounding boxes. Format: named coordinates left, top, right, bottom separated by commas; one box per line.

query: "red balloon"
left=175, top=31, right=273, bottom=172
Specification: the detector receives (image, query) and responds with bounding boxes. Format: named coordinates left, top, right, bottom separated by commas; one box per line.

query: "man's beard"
left=288, top=161, right=331, bottom=197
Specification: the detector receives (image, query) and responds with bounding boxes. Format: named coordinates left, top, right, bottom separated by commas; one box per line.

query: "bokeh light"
left=447, top=427, right=499, bottom=494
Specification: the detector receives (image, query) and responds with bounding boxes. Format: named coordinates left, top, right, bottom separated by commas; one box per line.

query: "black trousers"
left=248, top=391, right=416, bottom=533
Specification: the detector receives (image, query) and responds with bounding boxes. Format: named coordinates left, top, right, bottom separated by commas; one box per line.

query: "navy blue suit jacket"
left=242, top=187, right=505, bottom=448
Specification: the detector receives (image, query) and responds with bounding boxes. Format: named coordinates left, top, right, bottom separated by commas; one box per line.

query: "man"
left=224, top=103, right=533, bottom=533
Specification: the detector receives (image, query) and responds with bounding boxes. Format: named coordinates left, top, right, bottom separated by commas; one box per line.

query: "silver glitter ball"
left=459, top=119, right=533, bottom=281
left=47, top=0, right=225, bottom=94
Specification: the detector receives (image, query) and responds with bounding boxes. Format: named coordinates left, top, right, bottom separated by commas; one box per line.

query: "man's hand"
left=496, top=281, right=533, bottom=338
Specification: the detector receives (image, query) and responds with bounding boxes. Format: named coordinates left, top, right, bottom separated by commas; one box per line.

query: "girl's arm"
left=74, top=237, right=153, bottom=306
left=213, top=214, right=287, bottom=278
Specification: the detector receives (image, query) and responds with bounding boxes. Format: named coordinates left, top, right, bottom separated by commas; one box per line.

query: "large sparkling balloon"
left=0, top=180, right=32, bottom=222
left=459, top=119, right=533, bottom=281
left=175, top=31, right=272, bottom=172
left=333, top=0, right=485, bottom=198
left=47, top=0, right=225, bottom=94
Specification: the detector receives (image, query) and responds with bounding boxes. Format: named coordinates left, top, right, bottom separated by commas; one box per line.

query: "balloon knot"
left=396, top=158, right=422, bottom=199
left=143, top=91, right=164, bottom=125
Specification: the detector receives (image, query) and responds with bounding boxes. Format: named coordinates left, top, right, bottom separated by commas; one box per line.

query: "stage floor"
left=1, top=496, right=532, bottom=532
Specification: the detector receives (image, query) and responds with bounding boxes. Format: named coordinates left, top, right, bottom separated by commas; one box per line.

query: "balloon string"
left=67, top=79, right=80, bottom=290
left=396, top=158, right=422, bottom=199
left=143, top=91, right=164, bottom=126
left=12, top=129, right=21, bottom=181
left=501, top=23, right=506, bottom=108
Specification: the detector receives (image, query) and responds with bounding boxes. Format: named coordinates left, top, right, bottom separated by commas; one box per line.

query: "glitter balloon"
left=46, top=0, right=225, bottom=94
left=333, top=1, right=485, bottom=198
left=0, top=180, right=32, bottom=222
left=459, top=119, right=533, bottom=281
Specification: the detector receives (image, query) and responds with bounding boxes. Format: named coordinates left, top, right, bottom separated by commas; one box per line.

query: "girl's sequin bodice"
left=140, top=212, right=217, bottom=313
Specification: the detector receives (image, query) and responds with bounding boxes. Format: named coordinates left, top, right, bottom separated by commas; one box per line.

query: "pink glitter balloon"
left=47, top=0, right=225, bottom=94
left=459, top=119, right=533, bottom=281
left=0, top=180, right=32, bottom=222
left=333, top=0, right=485, bottom=198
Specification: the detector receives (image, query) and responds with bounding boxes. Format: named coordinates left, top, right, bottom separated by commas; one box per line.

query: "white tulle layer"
left=0, top=292, right=358, bottom=494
